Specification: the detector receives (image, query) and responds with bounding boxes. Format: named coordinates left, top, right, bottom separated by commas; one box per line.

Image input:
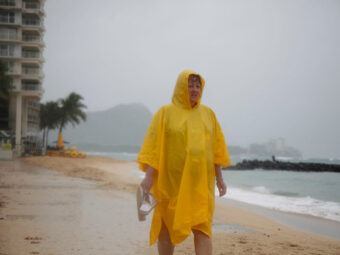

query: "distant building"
left=267, top=138, right=285, bottom=153
left=0, top=0, right=45, bottom=155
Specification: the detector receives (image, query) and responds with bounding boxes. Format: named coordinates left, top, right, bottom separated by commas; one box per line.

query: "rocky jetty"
left=227, top=159, right=340, bottom=172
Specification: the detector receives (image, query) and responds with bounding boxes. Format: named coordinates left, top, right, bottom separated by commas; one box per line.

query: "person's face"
left=188, top=75, right=201, bottom=107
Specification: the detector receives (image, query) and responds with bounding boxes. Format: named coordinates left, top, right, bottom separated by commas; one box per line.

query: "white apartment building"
left=0, top=0, right=45, bottom=155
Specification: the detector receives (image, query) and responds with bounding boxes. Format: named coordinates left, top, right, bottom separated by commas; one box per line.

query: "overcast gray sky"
left=42, top=0, right=340, bottom=158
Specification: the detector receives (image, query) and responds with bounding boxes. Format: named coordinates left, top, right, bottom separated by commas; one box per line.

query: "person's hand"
left=216, top=177, right=227, bottom=197
left=140, top=166, right=155, bottom=193
left=141, top=174, right=153, bottom=193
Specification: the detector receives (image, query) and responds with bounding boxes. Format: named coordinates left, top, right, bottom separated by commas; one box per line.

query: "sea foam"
left=222, top=186, right=340, bottom=222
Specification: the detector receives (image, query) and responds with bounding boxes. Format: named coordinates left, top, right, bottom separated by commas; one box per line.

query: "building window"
left=22, top=80, right=40, bottom=91
left=22, top=14, right=40, bottom=26
left=0, top=28, right=17, bottom=40
left=2, top=61, right=14, bottom=72
left=22, top=48, right=40, bottom=58
left=23, top=0, right=40, bottom=10
left=22, top=31, right=40, bottom=42
left=0, top=44, right=15, bottom=57
left=22, top=64, right=39, bottom=75
left=0, top=11, right=15, bottom=24
left=0, top=0, right=16, bottom=7
left=27, top=99, right=40, bottom=109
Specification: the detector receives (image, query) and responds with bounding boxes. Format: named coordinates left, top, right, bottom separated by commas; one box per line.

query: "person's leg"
left=192, top=229, right=212, bottom=255
left=157, top=221, right=174, bottom=255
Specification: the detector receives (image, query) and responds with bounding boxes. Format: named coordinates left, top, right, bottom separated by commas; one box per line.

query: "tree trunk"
left=46, top=129, right=49, bottom=149
left=42, top=128, right=46, bottom=155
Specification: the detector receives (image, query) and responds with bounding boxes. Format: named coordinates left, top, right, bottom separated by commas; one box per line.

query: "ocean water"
left=222, top=170, right=340, bottom=222
left=87, top=151, right=340, bottom=222
left=86, top=151, right=138, bottom=161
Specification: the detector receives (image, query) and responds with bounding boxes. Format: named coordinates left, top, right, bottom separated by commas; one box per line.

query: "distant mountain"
left=50, top=103, right=152, bottom=151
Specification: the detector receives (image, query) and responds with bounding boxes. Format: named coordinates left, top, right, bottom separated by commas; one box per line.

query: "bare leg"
left=157, top=221, right=174, bottom=255
left=193, top=229, right=212, bottom=255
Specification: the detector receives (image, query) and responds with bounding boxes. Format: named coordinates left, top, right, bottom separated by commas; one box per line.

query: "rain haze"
left=43, top=0, right=340, bottom=159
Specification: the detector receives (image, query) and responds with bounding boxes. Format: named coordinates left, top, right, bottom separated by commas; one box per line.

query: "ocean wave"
left=222, top=186, right=340, bottom=222
left=252, top=186, right=271, bottom=194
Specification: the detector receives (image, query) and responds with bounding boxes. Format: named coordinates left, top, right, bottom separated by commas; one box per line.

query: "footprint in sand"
left=24, top=236, right=42, bottom=244
left=25, top=236, right=42, bottom=241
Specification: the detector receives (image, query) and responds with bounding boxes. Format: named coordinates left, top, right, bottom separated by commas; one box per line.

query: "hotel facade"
left=0, top=0, right=45, bottom=155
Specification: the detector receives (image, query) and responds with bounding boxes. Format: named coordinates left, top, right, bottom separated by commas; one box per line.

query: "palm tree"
left=57, top=92, right=87, bottom=149
left=40, top=101, right=61, bottom=150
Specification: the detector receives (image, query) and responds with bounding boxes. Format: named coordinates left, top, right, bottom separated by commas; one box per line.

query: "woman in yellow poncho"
left=138, top=70, right=231, bottom=255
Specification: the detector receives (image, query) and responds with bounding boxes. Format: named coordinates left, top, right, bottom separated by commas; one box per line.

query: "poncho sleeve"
left=138, top=107, right=165, bottom=172
left=213, top=116, right=232, bottom=168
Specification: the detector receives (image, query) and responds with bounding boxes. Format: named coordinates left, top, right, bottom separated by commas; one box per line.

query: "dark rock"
left=225, top=159, right=340, bottom=172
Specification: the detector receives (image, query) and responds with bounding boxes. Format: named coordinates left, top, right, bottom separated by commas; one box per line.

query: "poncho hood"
left=172, top=69, right=206, bottom=109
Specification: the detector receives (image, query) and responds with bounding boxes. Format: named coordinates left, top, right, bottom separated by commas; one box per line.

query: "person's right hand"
left=140, top=166, right=155, bottom=192
left=141, top=174, right=153, bottom=192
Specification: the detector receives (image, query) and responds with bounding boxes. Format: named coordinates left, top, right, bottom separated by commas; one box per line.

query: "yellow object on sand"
left=138, top=70, right=231, bottom=245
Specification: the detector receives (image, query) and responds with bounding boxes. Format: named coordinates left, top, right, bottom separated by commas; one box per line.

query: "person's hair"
left=188, top=74, right=201, bottom=84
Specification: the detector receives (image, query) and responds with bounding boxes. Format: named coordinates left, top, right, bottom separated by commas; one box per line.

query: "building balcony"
left=20, top=57, right=44, bottom=64
left=22, top=50, right=40, bottom=58
left=22, top=33, right=40, bottom=42
left=21, top=83, right=43, bottom=97
left=21, top=23, right=45, bottom=32
left=22, top=19, right=40, bottom=26
left=22, top=14, right=45, bottom=30
left=22, top=83, right=41, bottom=91
left=21, top=69, right=43, bottom=80
left=22, top=39, right=44, bottom=48
left=22, top=2, right=44, bottom=15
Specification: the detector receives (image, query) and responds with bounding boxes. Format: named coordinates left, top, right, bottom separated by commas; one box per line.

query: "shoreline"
left=220, top=198, right=340, bottom=241
left=1, top=156, right=339, bottom=254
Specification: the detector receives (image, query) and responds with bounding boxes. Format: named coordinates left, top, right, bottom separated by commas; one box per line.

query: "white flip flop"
left=136, top=185, right=157, bottom=221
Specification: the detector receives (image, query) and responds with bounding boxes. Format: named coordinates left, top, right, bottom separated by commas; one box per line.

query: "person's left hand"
left=216, top=178, right=227, bottom=197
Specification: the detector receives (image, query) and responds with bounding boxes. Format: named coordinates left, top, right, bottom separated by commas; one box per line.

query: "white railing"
left=23, top=2, right=40, bottom=10
left=22, top=34, right=40, bottom=42
left=22, top=67, right=40, bottom=75
left=22, top=84, right=41, bottom=91
left=22, top=51, right=40, bottom=58
left=22, top=18, right=40, bottom=26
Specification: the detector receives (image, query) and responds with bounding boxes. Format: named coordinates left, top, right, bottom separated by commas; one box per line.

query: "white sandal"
left=136, top=185, right=157, bottom=221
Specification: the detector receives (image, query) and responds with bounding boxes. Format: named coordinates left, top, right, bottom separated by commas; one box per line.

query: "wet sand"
left=1, top=156, right=340, bottom=255
left=0, top=160, right=152, bottom=255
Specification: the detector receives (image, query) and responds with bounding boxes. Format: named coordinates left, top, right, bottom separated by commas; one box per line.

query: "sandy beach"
left=1, top=156, right=340, bottom=255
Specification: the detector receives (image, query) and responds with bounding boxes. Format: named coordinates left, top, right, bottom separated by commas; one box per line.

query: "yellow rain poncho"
left=138, top=70, right=231, bottom=245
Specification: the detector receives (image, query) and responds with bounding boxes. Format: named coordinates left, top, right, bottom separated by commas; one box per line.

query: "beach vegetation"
left=40, top=92, right=87, bottom=151
left=40, top=101, right=61, bottom=150
left=0, top=60, right=13, bottom=130
left=57, top=92, right=87, bottom=134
